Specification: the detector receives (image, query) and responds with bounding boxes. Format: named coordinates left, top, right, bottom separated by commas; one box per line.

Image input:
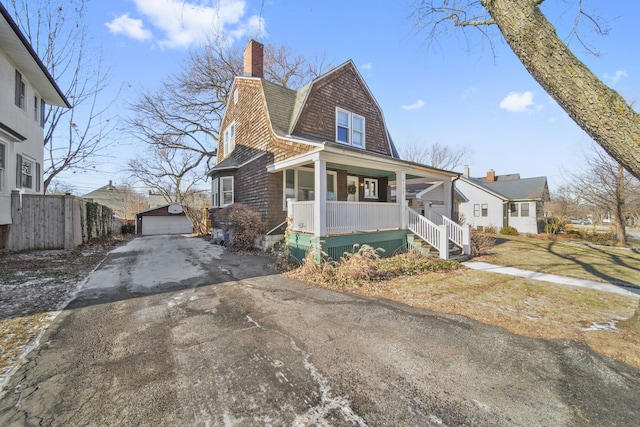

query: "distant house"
left=82, top=181, right=147, bottom=220
left=0, top=3, right=70, bottom=245
left=455, top=168, right=550, bottom=234
left=207, top=40, right=470, bottom=259
left=148, top=191, right=168, bottom=209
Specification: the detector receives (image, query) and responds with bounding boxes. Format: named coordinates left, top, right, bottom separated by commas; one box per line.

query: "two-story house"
left=208, top=40, right=470, bottom=260
left=0, top=3, right=70, bottom=243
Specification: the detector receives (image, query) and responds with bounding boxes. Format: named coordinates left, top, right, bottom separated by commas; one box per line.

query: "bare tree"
left=545, top=185, right=585, bottom=220
left=400, top=142, right=472, bottom=170
left=8, top=0, right=116, bottom=191
left=568, top=144, right=640, bottom=246
left=411, top=0, right=640, bottom=180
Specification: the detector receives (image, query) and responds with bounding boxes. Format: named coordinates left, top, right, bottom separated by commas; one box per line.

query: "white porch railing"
left=288, top=201, right=401, bottom=234
left=288, top=201, right=470, bottom=259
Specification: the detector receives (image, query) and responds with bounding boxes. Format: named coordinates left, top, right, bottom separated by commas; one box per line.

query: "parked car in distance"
left=569, top=218, right=586, bottom=224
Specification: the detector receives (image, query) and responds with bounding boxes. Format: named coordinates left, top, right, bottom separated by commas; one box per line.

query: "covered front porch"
left=268, top=145, right=471, bottom=260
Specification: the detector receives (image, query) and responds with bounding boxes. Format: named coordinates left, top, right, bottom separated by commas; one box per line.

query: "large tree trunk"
left=482, top=0, right=640, bottom=180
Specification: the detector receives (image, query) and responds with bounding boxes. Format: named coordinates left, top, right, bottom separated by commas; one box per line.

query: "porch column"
left=396, top=170, right=407, bottom=229
left=443, top=178, right=453, bottom=218
left=314, top=158, right=327, bottom=236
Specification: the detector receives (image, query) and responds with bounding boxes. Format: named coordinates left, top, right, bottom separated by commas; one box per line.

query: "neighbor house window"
left=15, top=70, right=26, bottom=109
left=509, top=203, right=518, bottom=217
left=481, top=204, right=488, bottom=217
left=473, top=204, right=480, bottom=217
left=336, top=108, right=365, bottom=148
left=223, top=122, right=235, bottom=156
left=364, top=178, right=378, bottom=199
left=34, top=96, right=39, bottom=121
left=16, top=154, right=33, bottom=189
left=0, top=143, right=5, bottom=193
left=520, top=202, right=529, bottom=217
left=40, top=99, right=46, bottom=127
left=282, top=168, right=337, bottom=209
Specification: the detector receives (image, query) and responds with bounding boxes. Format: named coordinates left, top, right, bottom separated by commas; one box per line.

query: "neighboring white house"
left=455, top=168, right=550, bottom=234
left=0, top=4, right=70, bottom=240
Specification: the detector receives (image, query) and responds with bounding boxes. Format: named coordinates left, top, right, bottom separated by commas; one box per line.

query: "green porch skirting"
left=287, top=230, right=409, bottom=262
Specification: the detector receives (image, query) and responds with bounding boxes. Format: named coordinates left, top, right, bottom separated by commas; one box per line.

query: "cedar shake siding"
left=292, top=65, right=391, bottom=156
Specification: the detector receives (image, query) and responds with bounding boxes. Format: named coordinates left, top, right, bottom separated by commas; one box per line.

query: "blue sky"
left=51, top=0, right=640, bottom=193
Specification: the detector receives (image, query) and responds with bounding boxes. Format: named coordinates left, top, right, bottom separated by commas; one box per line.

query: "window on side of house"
left=364, top=178, right=378, bottom=199
left=221, top=176, right=234, bottom=207
left=15, top=70, right=26, bottom=109
left=212, top=177, right=219, bottom=208
left=509, top=202, right=518, bottom=217
left=520, top=202, right=529, bottom=217
left=481, top=204, right=488, bottom=217
left=336, top=108, right=365, bottom=148
left=40, top=98, right=46, bottom=127
left=0, top=143, right=5, bottom=193
left=473, top=204, right=480, bottom=217
left=17, top=154, right=34, bottom=189
left=223, top=122, right=235, bottom=156
left=34, top=96, right=39, bottom=121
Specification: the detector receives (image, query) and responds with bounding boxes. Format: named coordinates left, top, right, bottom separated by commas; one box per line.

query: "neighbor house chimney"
left=486, top=169, right=495, bottom=182
left=463, top=165, right=470, bottom=178
left=243, top=40, right=264, bottom=78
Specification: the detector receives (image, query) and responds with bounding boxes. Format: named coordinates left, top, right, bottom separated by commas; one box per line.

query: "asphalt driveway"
left=1, top=235, right=639, bottom=426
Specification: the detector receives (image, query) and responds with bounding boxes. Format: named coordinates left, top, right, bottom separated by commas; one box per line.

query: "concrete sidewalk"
left=462, top=261, right=640, bottom=298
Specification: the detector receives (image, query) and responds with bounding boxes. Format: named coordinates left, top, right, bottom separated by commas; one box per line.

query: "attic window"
left=223, top=122, right=236, bottom=156
left=336, top=108, right=365, bottom=148
left=234, top=88, right=239, bottom=104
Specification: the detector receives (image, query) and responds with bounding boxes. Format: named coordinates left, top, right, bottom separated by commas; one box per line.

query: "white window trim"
left=481, top=203, right=488, bottom=217
left=15, top=70, right=26, bottom=110
left=473, top=204, right=480, bottom=217
left=335, top=107, right=365, bottom=148
left=220, top=176, right=234, bottom=207
left=212, top=177, right=219, bottom=208
left=283, top=168, right=337, bottom=210
left=364, top=178, right=378, bottom=199
left=223, top=122, right=236, bottom=157
left=520, top=202, right=530, bottom=217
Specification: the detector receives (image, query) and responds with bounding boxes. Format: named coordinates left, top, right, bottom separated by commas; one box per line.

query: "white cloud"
left=360, top=63, right=373, bottom=72
left=402, top=99, right=425, bottom=111
left=461, top=86, right=477, bottom=100
left=605, top=70, right=628, bottom=84
left=105, top=13, right=152, bottom=41
left=499, top=91, right=535, bottom=113
left=107, top=0, right=264, bottom=49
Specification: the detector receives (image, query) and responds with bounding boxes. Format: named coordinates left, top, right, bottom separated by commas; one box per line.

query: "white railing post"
left=397, top=170, right=407, bottom=229
left=462, top=224, right=471, bottom=255
left=439, top=224, right=449, bottom=259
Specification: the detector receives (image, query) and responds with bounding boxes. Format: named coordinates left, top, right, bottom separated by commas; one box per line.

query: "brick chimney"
left=486, top=169, right=495, bottom=182
left=243, top=39, right=264, bottom=78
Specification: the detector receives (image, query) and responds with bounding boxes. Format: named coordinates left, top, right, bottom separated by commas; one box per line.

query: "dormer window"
left=336, top=108, right=365, bottom=148
left=223, top=122, right=235, bottom=156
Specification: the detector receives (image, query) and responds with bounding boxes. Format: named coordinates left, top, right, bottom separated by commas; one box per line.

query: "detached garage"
left=135, top=204, right=193, bottom=236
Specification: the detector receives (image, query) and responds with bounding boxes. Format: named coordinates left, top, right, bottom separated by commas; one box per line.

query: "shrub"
left=335, top=244, right=382, bottom=284
left=543, top=217, right=564, bottom=234
left=375, top=249, right=461, bottom=278
left=500, top=225, right=519, bottom=236
left=213, top=204, right=265, bottom=251
left=470, top=230, right=496, bottom=256
left=484, top=225, right=497, bottom=234
left=121, top=224, right=135, bottom=234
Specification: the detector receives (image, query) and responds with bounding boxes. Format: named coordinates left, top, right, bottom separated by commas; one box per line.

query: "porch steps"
left=406, top=233, right=469, bottom=261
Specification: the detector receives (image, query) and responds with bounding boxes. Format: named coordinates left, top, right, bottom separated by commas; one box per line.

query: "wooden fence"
left=6, top=191, right=117, bottom=251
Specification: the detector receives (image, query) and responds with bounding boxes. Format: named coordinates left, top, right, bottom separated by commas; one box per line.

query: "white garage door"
left=141, top=216, right=193, bottom=235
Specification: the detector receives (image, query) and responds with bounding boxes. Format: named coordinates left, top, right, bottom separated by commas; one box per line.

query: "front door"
left=347, top=176, right=359, bottom=201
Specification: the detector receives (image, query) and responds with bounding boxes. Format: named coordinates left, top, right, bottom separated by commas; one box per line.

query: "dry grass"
left=288, top=237, right=640, bottom=369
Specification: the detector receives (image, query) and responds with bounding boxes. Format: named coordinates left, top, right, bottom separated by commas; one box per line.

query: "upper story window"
left=40, top=98, right=46, bottom=127
left=336, top=108, right=365, bottom=148
left=15, top=70, right=26, bottom=109
left=34, top=96, right=39, bottom=121
left=223, top=122, right=235, bottom=156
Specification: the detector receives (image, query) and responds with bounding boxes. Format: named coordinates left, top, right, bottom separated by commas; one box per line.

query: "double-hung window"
left=283, top=169, right=337, bottom=209
left=364, top=178, right=378, bottom=199
left=15, top=70, right=26, bottom=109
left=336, top=108, right=365, bottom=148
left=481, top=204, right=488, bottom=217
left=40, top=99, right=46, bottom=127
left=520, top=202, right=529, bottom=217
left=509, top=203, right=519, bottom=217
left=212, top=176, right=234, bottom=208
left=223, top=122, right=235, bottom=156
left=473, top=204, right=480, bottom=217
